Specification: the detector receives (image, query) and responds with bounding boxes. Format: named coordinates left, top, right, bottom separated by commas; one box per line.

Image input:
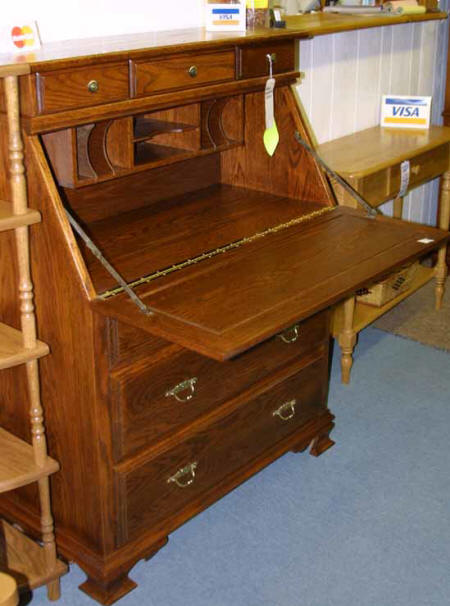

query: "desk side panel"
left=221, top=85, right=334, bottom=205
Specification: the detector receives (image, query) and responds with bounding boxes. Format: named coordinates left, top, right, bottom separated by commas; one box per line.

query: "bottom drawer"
left=115, top=355, right=329, bottom=544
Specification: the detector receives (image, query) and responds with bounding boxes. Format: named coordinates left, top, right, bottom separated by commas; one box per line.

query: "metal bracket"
left=294, top=132, right=378, bottom=219
left=65, top=208, right=153, bottom=316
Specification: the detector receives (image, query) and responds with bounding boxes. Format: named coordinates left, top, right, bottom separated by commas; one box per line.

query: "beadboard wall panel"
left=298, top=15, right=449, bottom=225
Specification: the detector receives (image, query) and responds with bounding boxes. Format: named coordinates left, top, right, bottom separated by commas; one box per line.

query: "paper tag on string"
left=398, top=160, right=410, bottom=198
left=263, top=77, right=279, bottom=156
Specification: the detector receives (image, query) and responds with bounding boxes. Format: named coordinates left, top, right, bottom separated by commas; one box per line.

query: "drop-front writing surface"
left=0, top=31, right=448, bottom=605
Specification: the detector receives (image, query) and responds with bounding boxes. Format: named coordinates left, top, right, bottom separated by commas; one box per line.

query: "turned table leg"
left=435, top=170, right=450, bottom=310
left=393, top=196, right=404, bottom=219
left=338, top=296, right=357, bottom=384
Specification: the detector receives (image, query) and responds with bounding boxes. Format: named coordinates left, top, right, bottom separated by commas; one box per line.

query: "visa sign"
left=381, top=95, right=431, bottom=129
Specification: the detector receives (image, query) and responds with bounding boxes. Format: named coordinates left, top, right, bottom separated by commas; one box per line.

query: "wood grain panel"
left=62, top=154, right=221, bottom=223
left=80, top=185, right=323, bottom=293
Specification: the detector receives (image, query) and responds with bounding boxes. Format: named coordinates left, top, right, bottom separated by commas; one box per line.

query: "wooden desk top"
left=0, top=12, right=446, bottom=76
left=316, top=125, right=450, bottom=178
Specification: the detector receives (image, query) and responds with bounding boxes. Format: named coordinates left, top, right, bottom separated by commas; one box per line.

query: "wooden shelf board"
left=0, top=519, right=67, bottom=590
left=0, top=428, right=59, bottom=493
left=0, top=201, right=41, bottom=232
left=134, top=118, right=198, bottom=143
left=134, top=142, right=192, bottom=166
left=0, top=323, right=49, bottom=370
left=332, top=264, right=434, bottom=335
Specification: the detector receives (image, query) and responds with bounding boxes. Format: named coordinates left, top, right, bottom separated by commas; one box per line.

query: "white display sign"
left=205, top=3, right=246, bottom=31
left=381, top=95, right=431, bottom=129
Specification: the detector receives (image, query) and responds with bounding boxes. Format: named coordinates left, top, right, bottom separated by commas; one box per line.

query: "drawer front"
left=359, top=144, right=450, bottom=206
left=389, top=145, right=449, bottom=195
left=237, top=40, right=296, bottom=79
left=132, top=50, right=236, bottom=97
left=116, top=356, right=329, bottom=543
left=110, top=311, right=329, bottom=460
left=36, top=64, right=129, bottom=114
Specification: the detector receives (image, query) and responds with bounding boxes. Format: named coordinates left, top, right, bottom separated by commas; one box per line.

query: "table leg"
left=435, top=170, right=450, bottom=310
left=338, top=296, right=357, bottom=384
left=393, top=196, right=403, bottom=219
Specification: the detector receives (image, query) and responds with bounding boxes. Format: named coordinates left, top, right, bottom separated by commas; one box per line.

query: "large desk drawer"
left=35, top=63, right=129, bottom=114
left=131, top=50, right=236, bottom=97
left=110, top=311, right=329, bottom=460
left=115, top=355, right=329, bottom=544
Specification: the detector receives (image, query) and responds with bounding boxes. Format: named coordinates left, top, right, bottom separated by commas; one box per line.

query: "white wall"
left=2, top=0, right=204, bottom=43
left=298, top=16, right=449, bottom=224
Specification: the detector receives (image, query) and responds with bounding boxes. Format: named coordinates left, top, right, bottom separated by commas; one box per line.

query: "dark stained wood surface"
left=95, top=207, right=450, bottom=360
left=116, top=354, right=329, bottom=543
left=110, top=311, right=328, bottom=460
left=80, top=184, right=324, bottom=293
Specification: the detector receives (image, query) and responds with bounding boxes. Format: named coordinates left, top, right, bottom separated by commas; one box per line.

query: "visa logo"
left=392, top=106, right=420, bottom=117
left=381, top=94, right=431, bottom=129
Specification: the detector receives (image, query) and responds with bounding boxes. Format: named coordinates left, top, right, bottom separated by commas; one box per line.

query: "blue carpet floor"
left=30, top=328, right=450, bottom=606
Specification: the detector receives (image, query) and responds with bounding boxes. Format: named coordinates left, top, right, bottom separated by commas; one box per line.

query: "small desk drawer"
left=36, top=64, right=129, bottom=114
left=132, top=50, right=236, bottom=97
left=358, top=144, right=450, bottom=206
left=237, top=40, right=296, bottom=79
left=110, top=311, right=328, bottom=460
left=115, top=355, right=328, bottom=543
left=389, top=145, right=450, bottom=195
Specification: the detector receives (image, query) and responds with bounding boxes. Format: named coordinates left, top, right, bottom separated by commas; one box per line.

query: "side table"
left=316, top=126, right=450, bottom=383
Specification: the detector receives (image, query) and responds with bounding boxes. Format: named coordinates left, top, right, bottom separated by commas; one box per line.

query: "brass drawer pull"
left=411, top=164, right=420, bottom=176
left=273, top=399, right=296, bottom=421
left=188, top=65, right=198, bottom=78
left=165, top=377, right=198, bottom=402
left=87, top=80, right=99, bottom=93
left=167, top=462, right=198, bottom=488
left=278, top=324, right=300, bottom=344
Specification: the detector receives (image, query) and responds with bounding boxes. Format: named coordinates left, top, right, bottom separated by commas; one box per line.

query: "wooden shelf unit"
left=0, top=428, right=59, bottom=494
left=0, top=72, right=66, bottom=599
left=0, top=520, right=67, bottom=591
left=0, top=323, right=49, bottom=370
left=0, top=201, right=40, bottom=232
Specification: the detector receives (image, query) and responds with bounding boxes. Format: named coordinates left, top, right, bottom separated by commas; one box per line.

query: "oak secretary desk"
left=0, top=28, right=448, bottom=604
